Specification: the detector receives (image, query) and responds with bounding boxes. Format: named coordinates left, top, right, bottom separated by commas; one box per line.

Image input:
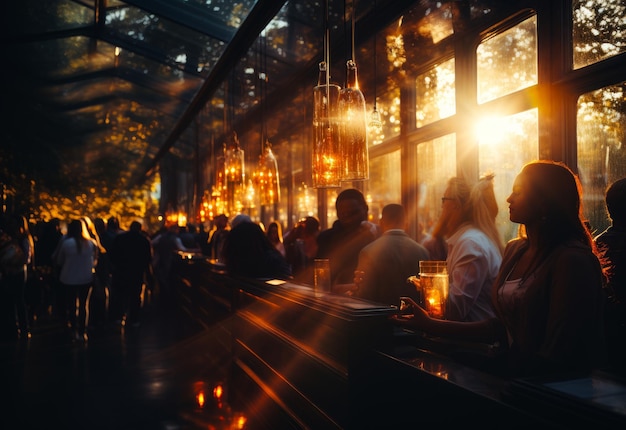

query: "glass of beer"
left=418, top=261, right=448, bottom=319
left=314, top=259, right=331, bottom=297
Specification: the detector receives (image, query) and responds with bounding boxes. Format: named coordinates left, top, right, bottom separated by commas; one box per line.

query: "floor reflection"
left=1, top=299, right=252, bottom=430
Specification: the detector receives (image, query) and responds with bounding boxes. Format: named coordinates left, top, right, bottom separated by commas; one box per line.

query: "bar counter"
left=175, top=254, right=626, bottom=429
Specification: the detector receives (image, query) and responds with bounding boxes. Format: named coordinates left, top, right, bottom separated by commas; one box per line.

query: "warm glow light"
left=177, top=212, right=187, bottom=227
left=233, top=413, right=247, bottom=429
left=254, top=141, right=280, bottom=205
left=475, top=115, right=525, bottom=149
left=213, top=383, right=224, bottom=400
left=313, top=62, right=342, bottom=188
left=196, top=391, right=205, bottom=408
left=338, top=60, right=369, bottom=181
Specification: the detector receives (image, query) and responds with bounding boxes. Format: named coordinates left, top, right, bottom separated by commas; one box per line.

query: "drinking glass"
left=418, top=260, right=448, bottom=319
left=314, top=259, right=331, bottom=296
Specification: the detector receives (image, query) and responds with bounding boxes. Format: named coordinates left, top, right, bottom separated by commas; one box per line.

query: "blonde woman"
left=419, top=174, right=504, bottom=322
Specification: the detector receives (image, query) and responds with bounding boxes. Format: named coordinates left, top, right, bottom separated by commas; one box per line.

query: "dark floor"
left=1, top=295, right=252, bottom=430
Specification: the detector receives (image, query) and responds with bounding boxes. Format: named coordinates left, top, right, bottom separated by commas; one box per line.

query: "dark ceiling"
left=2, top=0, right=410, bottom=204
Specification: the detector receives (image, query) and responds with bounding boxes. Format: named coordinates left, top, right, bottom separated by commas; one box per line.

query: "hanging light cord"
left=324, top=0, right=331, bottom=127
left=351, top=0, right=356, bottom=61
left=373, top=0, right=377, bottom=110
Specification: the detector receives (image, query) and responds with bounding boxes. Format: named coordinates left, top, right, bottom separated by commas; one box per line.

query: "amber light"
left=196, top=391, right=205, bottom=408
left=213, top=383, right=224, bottom=401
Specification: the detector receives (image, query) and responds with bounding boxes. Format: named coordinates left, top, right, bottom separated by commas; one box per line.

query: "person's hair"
left=336, top=188, right=367, bottom=209
left=267, top=221, right=283, bottom=242
left=300, top=216, right=320, bottom=235
left=129, top=221, right=142, bottom=232
left=431, top=177, right=471, bottom=239
left=107, top=216, right=120, bottom=230
left=67, top=219, right=90, bottom=253
left=519, top=160, right=596, bottom=254
left=605, top=177, right=626, bottom=224
left=469, top=173, right=504, bottom=254
left=381, top=204, right=405, bottom=228
left=222, top=221, right=285, bottom=278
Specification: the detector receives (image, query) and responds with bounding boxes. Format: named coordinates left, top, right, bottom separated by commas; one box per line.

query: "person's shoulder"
left=503, top=237, right=527, bottom=255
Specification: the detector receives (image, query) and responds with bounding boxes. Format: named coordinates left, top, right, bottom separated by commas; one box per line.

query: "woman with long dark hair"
left=394, top=160, right=607, bottom=376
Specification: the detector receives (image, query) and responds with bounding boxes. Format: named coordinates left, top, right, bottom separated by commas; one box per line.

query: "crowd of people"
left=0, top=159, right=623, bottom=378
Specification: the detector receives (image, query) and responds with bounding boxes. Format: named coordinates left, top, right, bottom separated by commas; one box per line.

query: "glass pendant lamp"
left=256, top=139, right=280, bottom=206
left=224, top=131, right=245, bottom=184
left=338, top=59, right=369, bottom=180
left=215, top=143, right=227, bottom=193
left=313, top=61, right=342, bottom=188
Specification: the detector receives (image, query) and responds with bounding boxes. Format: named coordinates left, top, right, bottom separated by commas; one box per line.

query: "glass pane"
left=477, top=109, right=539, bottom=243
left=577, top=83, right=626, bottom=235
left=416, top=58, right=456, bottom=128
left=417, top=135, right=457, bottom=241
left=573, top=0, right=626, bottom=69
left=370, top=86, right=401, bottom=144
left=477, top=15, right=538, bottom=104
left=367, top=151, right=402, bottom=223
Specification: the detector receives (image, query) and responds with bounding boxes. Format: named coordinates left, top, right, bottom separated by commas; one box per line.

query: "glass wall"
left=367, top=150, right=401, bottom=223
left=577, top=83, right=626, bottom=235
left=477, top=109, right=539, bottom=242
left=317, top=1, right=624, bottom=240
left=415, top=58, right=455, bottom=128
left=572, top=0, right=626, bottom=69
left=416, top=135, right=456, bottom=240
left=476, top=15, right=538, bottom=104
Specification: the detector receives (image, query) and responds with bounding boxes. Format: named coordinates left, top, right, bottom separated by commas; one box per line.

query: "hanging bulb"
left=312, top=61, right=342, bottom=188
left=368, top=106, right=383, bottom=146
left=338, top=59, right=369, bottom=181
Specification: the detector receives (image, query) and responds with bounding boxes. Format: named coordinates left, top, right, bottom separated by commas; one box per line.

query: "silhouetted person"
left=595, top=177, right=626, bottom=374
left=207, top=214, right=230, bottom=261
left=266, top=221, right=286, bottom=257
left=82, top=216, right=108, bottom=331
left=151, top=224, right=189, bottom=308
left=0, top=214, right=34, bottom=340
left=284, top=216, right=320, bottom=284
left=109, top=221, right=152, bottom=327
left=100, top=216, right=122, bottom=321
left=316, top=189, right=376, bottom=288
left=353, top=204, right=430, bottom=307
left=52, top=219, right=98, bottom=342
left=33, top=218, right=63, bottom=321
left=222, top=220, right=292, bottom=280
left=179, top=224, right=201, bottom=251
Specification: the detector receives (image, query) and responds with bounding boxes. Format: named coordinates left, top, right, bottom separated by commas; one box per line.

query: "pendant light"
left=254, top=31, right=281, bottom=206
left=338, top=0, right=369, bottom=181
left=225, top=131, right=244, bottom=184
left=368, top=0, right=383, bottom=145
left=312, top=0, right=342, bottom=189
left=257, top=139, right=280, bottom=206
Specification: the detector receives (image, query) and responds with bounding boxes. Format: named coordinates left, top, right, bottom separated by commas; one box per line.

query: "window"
left=573, top=0, right=626, bottom=69
left=416, top=58, right=456, bottom=128
left=477, top=15, right=538, bottom=104
left=477, top=109, right=539, bottom=242
left=367, top=150, right=401, bottom=222
left=417, top=134, right=457, bottom=238
left=577, top=83, right=626, bottom=234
